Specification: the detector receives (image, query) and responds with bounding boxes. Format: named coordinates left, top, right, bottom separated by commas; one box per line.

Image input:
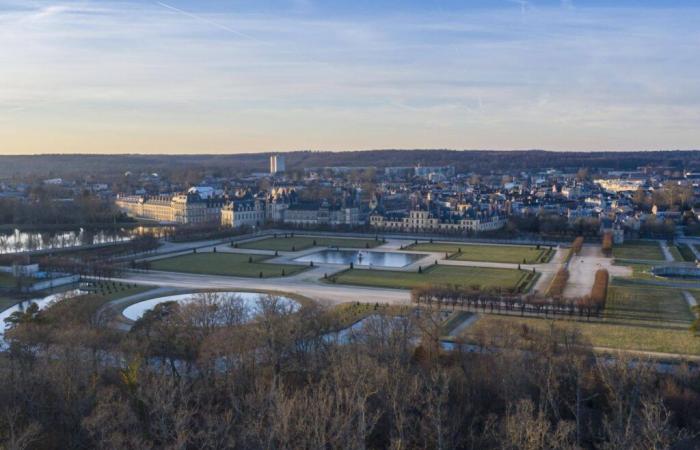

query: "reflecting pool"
left=294, top=250, right=424, bottom=268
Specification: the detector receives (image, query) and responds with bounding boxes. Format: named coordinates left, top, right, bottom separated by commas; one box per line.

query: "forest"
left=1, top=150, right=699, bottom=179
left=0, top=292, right=698, bottom=449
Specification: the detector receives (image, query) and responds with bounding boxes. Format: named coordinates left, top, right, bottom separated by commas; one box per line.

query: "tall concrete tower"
left=270, top=155, right=286, bottom=174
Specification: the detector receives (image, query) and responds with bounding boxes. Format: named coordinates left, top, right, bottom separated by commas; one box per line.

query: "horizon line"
left=2, top=148, right=700, bottom=157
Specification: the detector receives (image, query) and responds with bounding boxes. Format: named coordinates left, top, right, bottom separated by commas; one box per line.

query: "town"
left=3, top=151, right=700, bottom=447
left=2, top=0, right=700, bottom=445
left=84, top=154, right=691, bottom=239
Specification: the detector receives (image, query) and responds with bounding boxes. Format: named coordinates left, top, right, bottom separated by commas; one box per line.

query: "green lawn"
left=0, top=296, right=18, bottom=311
left=0, top=272, right=16, bottom=289
left=407, top=242, right=550, bottom=264
left=669, top=245, right=684, bottom=262
left=612, top=240, right=665, bottom=261
left=455, top=278, right=700, bottom=356
left=330, top=265, right=528, bottom=291
left=678, top=244, right=697, bottom=262
left=613, top=262, right=655, bottom=280
left=237, top=236, right=382, bottom=252
left=151, top=252, right=308, bottom=278
left=88, top=281, right=155, bottom=302
left=605, top=282, right=695, bottom=329
left=466, top=315, right=700, bottom=356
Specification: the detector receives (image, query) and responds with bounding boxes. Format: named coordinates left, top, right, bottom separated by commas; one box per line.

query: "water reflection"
left=0, top=226, right=172, bottom=254
left=294, top=250, right=424, bottom=268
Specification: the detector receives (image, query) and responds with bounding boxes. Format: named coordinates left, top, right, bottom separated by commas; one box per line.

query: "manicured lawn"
left=669, top=245, right=684, bottom=262
left=151, top=252, right=308, bottom=278
left=0, top=272, right=16, bottom=289
left=0, top=296, right=18, bottom=311
left=614, top=262, right=655, bottom=280
left=89, top=281, right=155, bottom=301
left=678, top=244, right=697, bottom=262
left=407, top=242, right=550, bottom=264
left=330, top=265, right=528, bottom=291
left=237, top=236, right=382, bottom=252
left=612, top=240, right=665, bottom=261
left=466, top=315, right=700, bottom=356
left=605, top=282, right=695, bottom=329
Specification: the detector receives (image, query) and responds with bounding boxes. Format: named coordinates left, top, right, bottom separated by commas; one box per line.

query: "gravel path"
left=659, top=240, right=675, bottom=262
left=563, top=245, right=632, bottom=298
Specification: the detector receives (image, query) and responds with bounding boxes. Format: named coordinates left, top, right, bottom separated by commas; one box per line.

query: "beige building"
left=370, top=209, right=506, bottom=233
left=116, top=193, right=225, bottom=225
left=283, top=202, right=361, bottom=227
left=221, top=200, right=265, bottom=228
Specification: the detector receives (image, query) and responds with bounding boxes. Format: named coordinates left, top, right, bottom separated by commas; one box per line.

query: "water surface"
left=294, top=250, right=424, bottom=268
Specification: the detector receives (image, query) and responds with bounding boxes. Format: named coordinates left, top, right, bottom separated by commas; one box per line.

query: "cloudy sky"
left=0, top=0, right=698, bottom=154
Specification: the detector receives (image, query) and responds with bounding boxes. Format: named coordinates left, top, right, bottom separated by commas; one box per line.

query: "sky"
left=0, top=0, right=699, bottom=154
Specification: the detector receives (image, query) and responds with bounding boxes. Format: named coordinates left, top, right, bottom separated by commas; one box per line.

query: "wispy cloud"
left=0, top=0, right=699, bottom=153
left=155, top=1, right=266, bottom=44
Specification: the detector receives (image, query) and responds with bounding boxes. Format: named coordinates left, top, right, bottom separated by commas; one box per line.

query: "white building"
left=270, top=155, right=286, bottom=174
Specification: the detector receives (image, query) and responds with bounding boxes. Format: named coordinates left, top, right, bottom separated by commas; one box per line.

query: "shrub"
left=546, top=268, right=569, bottom=298
left=590, top=269, right=609, bottom=311
left=571, top=236, right=584, bottom=255
left=602, top=232, right=613, bottom=257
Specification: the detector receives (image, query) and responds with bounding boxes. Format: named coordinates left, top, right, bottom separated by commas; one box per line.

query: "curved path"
left=103, top=268, right=412, bottom=307
left=102, top=236, right=575, bottom=314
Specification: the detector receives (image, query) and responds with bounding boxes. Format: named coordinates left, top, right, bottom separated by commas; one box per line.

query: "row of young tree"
left=1, top=291, right=699, bottom=449
left=411, top=284, right=606, bottom=320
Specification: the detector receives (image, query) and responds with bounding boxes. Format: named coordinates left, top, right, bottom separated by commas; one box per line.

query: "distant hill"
left=1, top=149, right=699, bottom=179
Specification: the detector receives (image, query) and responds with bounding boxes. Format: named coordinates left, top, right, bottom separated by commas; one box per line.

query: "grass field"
left=88, top=281, right=155, bottom=302
left=605, top=282, right=695, bottom=328
left=669, top=245, right=684, bottom=262
left=466, top=315, right=700, bottom=356
left=151, top=252, right=308, bottom=278
left=612, top=240, right=665, bottom=261
left=407, top=242, right=550, bottom=264
left=237, top=236, right=382, bottom=252
left=613, top=262, right=656, bottom=280
left=330, top=265, right=528, bottom=291
left=0, top=296, right=18, bottom=311
left=454, top=276, right=700, bottom=355
left=678, top=244, right=697, bottom=262
left=0, top=272, right=16, bottom=289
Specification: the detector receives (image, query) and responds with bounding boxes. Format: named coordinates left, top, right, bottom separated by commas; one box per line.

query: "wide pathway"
left=105, top=268, right=412, bottom=307
left=564, top=245, right=632, bottom=298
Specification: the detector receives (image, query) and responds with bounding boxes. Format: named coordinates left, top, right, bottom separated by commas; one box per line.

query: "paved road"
left=104, top=268, right=412, bottom=307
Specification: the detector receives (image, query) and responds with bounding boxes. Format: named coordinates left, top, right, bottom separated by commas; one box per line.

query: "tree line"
left=0, top=291, right=698, bottom=448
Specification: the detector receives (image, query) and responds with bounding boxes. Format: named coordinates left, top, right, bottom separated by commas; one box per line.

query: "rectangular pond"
left=294, top=249, right=424, bottom=268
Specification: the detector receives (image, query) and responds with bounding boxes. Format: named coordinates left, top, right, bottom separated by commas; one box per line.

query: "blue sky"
left=0, top=0, right=698, bottom=153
